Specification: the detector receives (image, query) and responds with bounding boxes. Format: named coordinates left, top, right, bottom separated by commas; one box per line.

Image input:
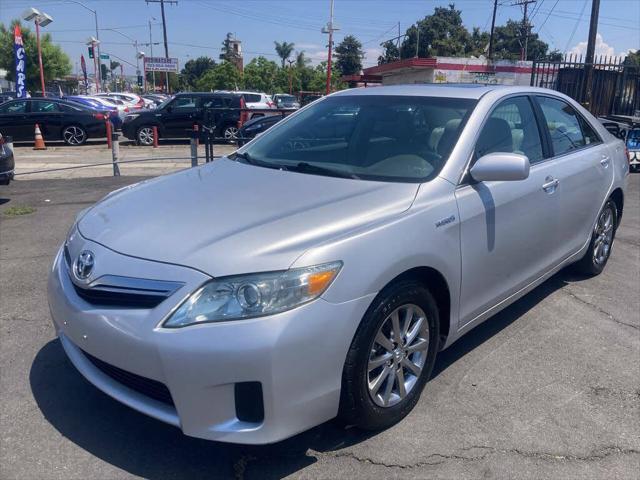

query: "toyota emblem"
left=74, top=250, right=95, bottom=281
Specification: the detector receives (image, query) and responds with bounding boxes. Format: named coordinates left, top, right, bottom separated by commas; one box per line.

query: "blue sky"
left=1, top=0, right=639, bottom=75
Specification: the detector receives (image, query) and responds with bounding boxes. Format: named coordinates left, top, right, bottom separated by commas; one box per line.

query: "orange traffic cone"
left=34, top=123, right=47, bottom=150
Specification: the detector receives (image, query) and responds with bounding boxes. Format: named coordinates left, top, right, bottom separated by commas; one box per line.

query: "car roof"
left=332, top=84, right=536, bottom=100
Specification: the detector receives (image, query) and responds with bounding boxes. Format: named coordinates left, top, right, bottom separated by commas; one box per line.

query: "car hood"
left=78, top=158, right=419, bottom=277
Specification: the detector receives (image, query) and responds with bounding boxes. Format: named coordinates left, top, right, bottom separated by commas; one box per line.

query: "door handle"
left=542, top=176, right=559, bottom=192
left=600, top=155, right=610, bottom=167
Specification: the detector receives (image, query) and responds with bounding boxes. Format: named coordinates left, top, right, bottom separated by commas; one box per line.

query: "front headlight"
left=245, top=123, right=263, bottom=132
left=163, top=261, right=342, bottom=328
left=125, top=114, right=140, bottom=121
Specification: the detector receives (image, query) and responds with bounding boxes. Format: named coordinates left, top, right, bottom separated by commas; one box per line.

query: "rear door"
left=0, top=100, right=30, bottom=139
left=456, top=95, right=562, bottom=325
left=534, top=95, right=614, bottom=254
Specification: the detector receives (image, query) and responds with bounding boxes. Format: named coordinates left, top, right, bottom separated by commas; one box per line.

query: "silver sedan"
left=48, top=85, right=629, bottom=444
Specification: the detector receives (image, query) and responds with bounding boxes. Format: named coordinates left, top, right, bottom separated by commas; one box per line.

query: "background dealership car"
left=48, top=85, right=627, bottom=445
left=626, top=126, right=640, bottom=171
left=236, top=113, right=286, bottom=146
left=64, top=95, right=123, bottom=129
left=273, top=94, right=300, bottom=110
left=0, top=133, right=14, bottom=185
left=95, top=92, right=146, bottom=110
left=122, top=92, right=243, bottom=144
left=0, top=97, right=108, bottom=145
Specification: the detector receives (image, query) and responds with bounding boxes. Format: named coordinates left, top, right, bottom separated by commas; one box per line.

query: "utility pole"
left=583, top=0, right=601, bottom=107
left=149, top=19, right=156, bottom=92
left=146, top=0, right=178, bottom=93
left=488, top=0, right=498, bottom=60
left=321, top=0, right=339, bottom=95
left=512, top=0, right=536, bottom=61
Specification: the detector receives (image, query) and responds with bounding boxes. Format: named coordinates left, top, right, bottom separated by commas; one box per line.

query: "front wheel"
left=339, top=281, right=440, bottom=430
left=574, top=199, right=617, bottom=276
left=222, top=125, right=239, bottom=142
left=62, top=125, right=87, bottom=146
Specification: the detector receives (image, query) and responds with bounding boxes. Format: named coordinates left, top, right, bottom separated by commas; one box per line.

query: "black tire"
left=339, top=280, right=440, bottom=430
left=136, top=126, right=155, bottom=146
left=62, top=125, right=87, bottom=146
left=574, top=199, right=617, bottom=276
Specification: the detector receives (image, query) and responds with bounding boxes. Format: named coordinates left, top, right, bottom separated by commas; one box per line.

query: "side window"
left=244, top=94, right=262, bottom=103
left=201, top=97, right=224, bottom=108
left=536, top=96, right=588, bottom=155
left=0, top=101, right=27, bottom=113
left=32, top=101, right=60, bottom=113
left=476, top=96, right=544, bottom=164
left=171, top=97, right=197, bottom=109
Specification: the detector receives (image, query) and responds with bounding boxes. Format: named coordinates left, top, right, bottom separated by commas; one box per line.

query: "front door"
left=161, top=96, right=198, bottom=137
left=455, top=95, right=561, bottom=326
left=0, top=100, right=30, bottom=140
left=28, top=100, right=65, bottom=140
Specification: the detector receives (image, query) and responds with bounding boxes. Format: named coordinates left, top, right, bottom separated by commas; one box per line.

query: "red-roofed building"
left=362, top=57, right=535, bottom=86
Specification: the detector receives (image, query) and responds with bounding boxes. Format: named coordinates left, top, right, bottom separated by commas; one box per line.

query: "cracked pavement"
left=1, top=174, right=638, bottom=479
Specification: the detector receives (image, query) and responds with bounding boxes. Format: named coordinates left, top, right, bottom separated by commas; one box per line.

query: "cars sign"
left=143, top=57, right=179, bottom=73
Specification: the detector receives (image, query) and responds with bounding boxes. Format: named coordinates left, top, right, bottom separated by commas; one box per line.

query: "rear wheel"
left=62, top=125, right=87, bottom=146
left=137, top=126, right=155, bottom=146
left=339, top=281, right=439, bottom=430
left=574, top=199, right=617, bottom=276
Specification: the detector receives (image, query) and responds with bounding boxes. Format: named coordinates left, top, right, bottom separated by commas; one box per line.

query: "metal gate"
left=531, top=55, right=640, bottom=117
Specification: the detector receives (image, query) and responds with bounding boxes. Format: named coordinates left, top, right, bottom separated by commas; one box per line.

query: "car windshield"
left=239, top=95, right=476, bottom=182
left=156, top=97, right=173, bottom=110
left=277, top=95, right=297, bottom=104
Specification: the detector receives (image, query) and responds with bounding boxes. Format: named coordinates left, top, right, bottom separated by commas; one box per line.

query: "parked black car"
left=236, top=114, right=285, bottom=146
left=122, top=92, right=243, bottom=145
left=0, top=98, right=108, bottom=145
left=0, top=133, right=15, bottom=185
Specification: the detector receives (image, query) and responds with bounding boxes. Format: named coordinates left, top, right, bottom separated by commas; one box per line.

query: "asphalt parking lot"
left=1, top=173, right=638, bottom=480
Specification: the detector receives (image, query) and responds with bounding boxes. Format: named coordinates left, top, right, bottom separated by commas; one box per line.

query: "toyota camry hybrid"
left=48, top=85, right=628, bottom=444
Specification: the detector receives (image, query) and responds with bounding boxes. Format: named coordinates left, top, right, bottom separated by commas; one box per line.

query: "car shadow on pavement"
left=30, top=271, right=574, bottom=480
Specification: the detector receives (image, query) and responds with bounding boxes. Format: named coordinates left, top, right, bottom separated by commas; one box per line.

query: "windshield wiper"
left=284, top=162, right=359, bottom=179
left=233, top=152, right=281, bottom=170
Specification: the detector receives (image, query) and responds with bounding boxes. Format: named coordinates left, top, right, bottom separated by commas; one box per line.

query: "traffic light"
left=137, top=75, right=143, bottom=87
left=88, top=46, right=94, bottom=59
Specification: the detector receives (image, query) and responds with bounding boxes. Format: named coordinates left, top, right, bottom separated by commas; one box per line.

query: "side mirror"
left=470, top=152, right=530, bottom=182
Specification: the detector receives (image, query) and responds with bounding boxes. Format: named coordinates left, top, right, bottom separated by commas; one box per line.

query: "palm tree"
left=295, top=51, right=310, bottom=69
left=274, top=41, right=295, bottom=68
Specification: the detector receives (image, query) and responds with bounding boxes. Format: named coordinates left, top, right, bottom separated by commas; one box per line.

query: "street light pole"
left=23, top=8, right=52, bottom=96
left=66, top=1, right=101, bottom=92
left=34, top=20, right=46, bottom=95
left=149, top=19, right=156, bottom=92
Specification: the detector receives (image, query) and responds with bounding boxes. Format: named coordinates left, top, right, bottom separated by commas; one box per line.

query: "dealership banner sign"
left=80, top=54, right=88, bottom=90
left=14, top=25, right=27, bottom=98
left=144, top=57, right=179, bottom=73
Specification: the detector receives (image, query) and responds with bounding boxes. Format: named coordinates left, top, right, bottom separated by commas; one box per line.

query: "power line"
left=563, top=0, right=588, bottom=53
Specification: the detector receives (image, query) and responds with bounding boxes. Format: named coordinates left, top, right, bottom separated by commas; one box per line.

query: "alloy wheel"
left=593, top=205, right=614, bottom=265
left=224, top=126, right=238, bottom=140
left=138, top=127, right=154, bottom=146
left=367, top=304, right=429, bottom=407
left=63, top=126, right=86, bottom=145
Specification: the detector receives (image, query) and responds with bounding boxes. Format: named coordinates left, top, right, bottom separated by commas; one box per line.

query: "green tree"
left=334, top=35, right=363, bottom=75
left=274, top=41, right=295, bottom=68
left=244, top=56, right=279, bottom=92
left=295, top=50, right=310, bottom=69
left=470, top=28, right=490, bottom=57
left=491, top=20, right=552, bottom=61
left=195, top=61, right=242, bottom=91
left=0, top=20, right=71, bottom=91
left=623, top=50, right=639, bottom=66
left=378, top=40, right=400, bottom=65
left=180, top=56, right=216, bottom=90
left=400, top=4, right=474, bottom=59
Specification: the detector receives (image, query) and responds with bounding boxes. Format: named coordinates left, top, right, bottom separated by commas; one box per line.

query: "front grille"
left=72, top=284, right=167, bottom=308
left=64, top=245, right=183, bottom=309
left=82, top=349, right=175, bottom=407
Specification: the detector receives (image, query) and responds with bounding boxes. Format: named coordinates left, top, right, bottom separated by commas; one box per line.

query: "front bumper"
left=48, top=235, right=373, bottom=444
